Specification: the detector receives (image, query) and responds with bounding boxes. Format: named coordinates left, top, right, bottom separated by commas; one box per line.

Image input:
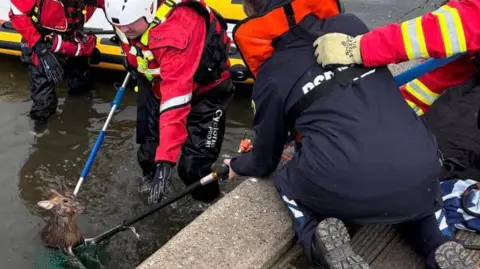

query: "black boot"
left=31, top=118, right=49, bottom=137
left=311, top=218, right=370, bottom=269
left=427, top=241, right=476, bottom=269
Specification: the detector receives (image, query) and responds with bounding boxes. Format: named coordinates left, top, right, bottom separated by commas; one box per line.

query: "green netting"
left=34, top=243, right=109, bottom=269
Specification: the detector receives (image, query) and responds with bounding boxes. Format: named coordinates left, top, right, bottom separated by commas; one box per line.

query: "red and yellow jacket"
left=360, top=0, right=480, bottom=115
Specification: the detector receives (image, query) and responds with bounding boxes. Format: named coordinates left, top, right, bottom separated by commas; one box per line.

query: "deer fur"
left=37, top=189, right=84, bottom=255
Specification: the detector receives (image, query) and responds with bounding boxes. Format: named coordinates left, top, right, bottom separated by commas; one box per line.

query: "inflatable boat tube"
left=0, top=19, right=254, bottom=84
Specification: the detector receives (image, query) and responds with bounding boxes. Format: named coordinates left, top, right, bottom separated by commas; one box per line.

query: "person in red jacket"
left=104, top=0, right=233, bottom=204
left=9, top=0, right=102, bottom=135
left=312, top=0, right=480, bottom=116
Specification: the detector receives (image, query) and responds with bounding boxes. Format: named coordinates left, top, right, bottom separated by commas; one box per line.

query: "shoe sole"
left=435, top=241, right=476, bottom=269
left=315, top=218, right=370, bottom=269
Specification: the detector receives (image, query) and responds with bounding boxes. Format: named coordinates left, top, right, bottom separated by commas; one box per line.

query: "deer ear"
left=37, top=200, right=55, bottom=210
left=50, top=189, right=62, bottom=197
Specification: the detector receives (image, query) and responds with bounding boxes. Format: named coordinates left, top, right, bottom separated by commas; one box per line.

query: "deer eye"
left=63, top=199, right=69, bottom=203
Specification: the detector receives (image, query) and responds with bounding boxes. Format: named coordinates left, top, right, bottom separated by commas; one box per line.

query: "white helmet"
left=105, top=0, right=158, bottom=26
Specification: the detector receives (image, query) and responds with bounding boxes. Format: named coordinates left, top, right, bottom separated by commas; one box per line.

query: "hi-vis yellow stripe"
left=140, top=1, right=176, bottom=45
left=406, top=99, right=424, bottom=116
left=432, top=5, right=467, bottom=57
left=405, top=79, right=440, bottom=106
left=401, top=17, right=430, bottom=60
left=401, top=17, right=429, bottom=60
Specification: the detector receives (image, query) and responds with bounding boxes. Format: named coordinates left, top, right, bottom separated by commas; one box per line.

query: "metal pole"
left=73, top=72, right=132, bottom=196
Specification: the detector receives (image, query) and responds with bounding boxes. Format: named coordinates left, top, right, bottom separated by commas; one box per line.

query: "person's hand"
left=148, top=162, right=173, bottom=205
left=33, top=40, right=64, bottom=83
left=80, top=33, right=97, bottom=56
left=313, top=33, right=363, bottom=67
left=223, top=159, right=239, bottom=181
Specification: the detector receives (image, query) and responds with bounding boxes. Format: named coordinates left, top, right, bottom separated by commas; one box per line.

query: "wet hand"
left=223, top=159, right=239, bottom=181
left=148, top=162, right=173, bottom=205
left=313, top=33, right=363, bottom=67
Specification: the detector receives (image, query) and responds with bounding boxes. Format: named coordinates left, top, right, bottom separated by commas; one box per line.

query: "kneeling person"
left=224, top=0, right=476, bottom=268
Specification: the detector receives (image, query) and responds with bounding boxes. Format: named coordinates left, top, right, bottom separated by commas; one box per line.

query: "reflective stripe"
left=9, top=2, right=23, bottom=15
left=405, top=99, right=424, bottom=116
left=74, top=43, right=81, bottom=56
left=160, top=93, right=192, bottom=113
left=115, top=27, right=129, bottom=44
left=142, top=50, right=154, bottom=60
left=405, top=79, right=439, bottom=106
left=129, top=46, right=137, bottom=55
left=53, top=35, right=63, bottom=53
left=432, top=5, right=467, bottom=57
left=401, top=17, right=429, bottom=59
left=142, top=67, right=160, bottom=75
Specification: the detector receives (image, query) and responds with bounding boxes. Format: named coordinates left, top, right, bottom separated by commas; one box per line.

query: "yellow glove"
left=313, top=33, right=363, bottom=67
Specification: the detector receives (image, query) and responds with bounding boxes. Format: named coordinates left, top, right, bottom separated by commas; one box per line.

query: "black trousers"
left=27, top=55, right=93, bottom=121
left=136, top=77, right=234, bottom=203
left=277, top=185, right=452, bottom=266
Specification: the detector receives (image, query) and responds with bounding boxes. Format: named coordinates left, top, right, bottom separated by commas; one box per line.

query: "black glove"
left=33, top=41, right=64, bottom=83
left=148, top=162, right=173, bottom=205
left=89, top=48, right=101, bottom=65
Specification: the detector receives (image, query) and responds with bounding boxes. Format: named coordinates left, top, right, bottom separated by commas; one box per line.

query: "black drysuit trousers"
left=25, top=54, right=93, bottom=121
left=135, top=76, right=234, bottom=203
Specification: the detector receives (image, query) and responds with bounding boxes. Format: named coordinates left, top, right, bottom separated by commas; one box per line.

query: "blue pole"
left=73, top=72, right=132, bottom=196
left=394, top=53, right=466, bottom=86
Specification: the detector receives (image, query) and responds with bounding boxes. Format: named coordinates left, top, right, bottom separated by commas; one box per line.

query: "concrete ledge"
left=136, top=178, right=294, bottom=269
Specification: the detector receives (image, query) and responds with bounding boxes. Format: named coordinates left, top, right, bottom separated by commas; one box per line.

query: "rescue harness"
left=29, top=0, right=95, bottom=35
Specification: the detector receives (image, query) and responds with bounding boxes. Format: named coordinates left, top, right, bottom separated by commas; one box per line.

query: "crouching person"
left=104, top=0, right=234, bottom=205
left=223, top=0, right=477, bottom=268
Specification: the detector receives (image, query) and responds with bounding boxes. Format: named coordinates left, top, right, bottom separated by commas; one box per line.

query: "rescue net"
left=33, top=243, right=109, bottom=269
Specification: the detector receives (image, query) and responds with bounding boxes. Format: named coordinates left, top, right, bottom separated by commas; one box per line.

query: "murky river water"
left=0, top=0, right=445, bottom=268
left=0, top=54, right=253, bottom=268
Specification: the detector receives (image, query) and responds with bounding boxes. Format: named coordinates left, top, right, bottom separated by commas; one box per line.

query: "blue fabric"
left=435, top=179, right=480, bottom=236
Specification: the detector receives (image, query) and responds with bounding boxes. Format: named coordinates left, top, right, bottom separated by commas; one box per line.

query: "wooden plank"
left=365, top=227, right=480, bottom=269
left=368, top=228, right=424, bottom=269
left=279, top=225, right=480, bottom=268
left=351, top=224, right=397, bottom=263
